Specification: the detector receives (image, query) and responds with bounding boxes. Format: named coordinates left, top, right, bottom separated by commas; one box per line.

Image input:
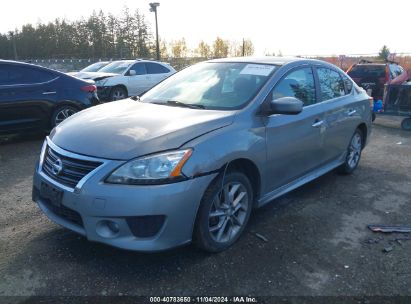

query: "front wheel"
left=401, top=118, right=411, bottom=131
left=194, top=171, right=253, bottom=253
left=338, top=129, right=363, bottom=174
left=110, top=86, right=128, bottom=101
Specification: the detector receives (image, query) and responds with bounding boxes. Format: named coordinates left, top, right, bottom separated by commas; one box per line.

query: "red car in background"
left=347, top=61, right=406, bottom=101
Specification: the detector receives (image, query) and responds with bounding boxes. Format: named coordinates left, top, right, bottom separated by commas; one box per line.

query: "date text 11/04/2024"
left=149, top=296, right=258, bottom=303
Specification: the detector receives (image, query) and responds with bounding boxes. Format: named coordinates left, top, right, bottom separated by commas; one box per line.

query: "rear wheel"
left=401, top=118, right=411, bottom=131
left=110, top=86, right=127, bottom=101
left=338, top=129, right=363, bottom=174
left=51, top=105, right=78, bottom=127
left=194, top=171, right=253, bottom=252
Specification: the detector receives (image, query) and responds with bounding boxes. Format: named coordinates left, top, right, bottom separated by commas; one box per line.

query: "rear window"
left=348, top=65, right=386, bottom=78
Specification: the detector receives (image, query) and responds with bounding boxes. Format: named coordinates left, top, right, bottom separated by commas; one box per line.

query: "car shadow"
left=4, top=164, right=411, bottom=296
left=0, top=132, right=46, bottom=145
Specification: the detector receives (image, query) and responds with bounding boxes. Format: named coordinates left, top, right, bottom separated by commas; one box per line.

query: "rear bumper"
left=89, top=92, right=100, bottom=106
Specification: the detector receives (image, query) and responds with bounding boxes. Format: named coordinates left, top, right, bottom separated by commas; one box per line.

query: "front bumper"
left=32, top=141, right=216, bottom=252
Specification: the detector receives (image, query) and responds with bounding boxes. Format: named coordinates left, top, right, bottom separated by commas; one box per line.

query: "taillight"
left=81, top=85, right=97, bottom=93
left=369, top=97, right=374, bottom=108
left=385, top=66, right=390, bottom=83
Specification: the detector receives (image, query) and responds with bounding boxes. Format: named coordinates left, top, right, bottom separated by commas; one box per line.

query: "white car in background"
left=82, top=59, right=176, bottom=101
left=67, top=61, right=110, bottom=79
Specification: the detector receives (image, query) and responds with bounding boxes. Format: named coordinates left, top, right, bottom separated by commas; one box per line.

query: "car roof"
left=0, top=59, right=61, bottom=74
left=208, top=56, right=306, bottom=65
left=355, top=63, right=386, bottom=66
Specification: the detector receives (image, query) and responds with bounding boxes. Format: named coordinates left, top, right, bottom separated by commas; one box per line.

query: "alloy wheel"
left=112, top=89, right=126, bottom=100
left=347, top=132, right=362, bottom=168
left=55, top=108, right=77, bottom=126
left=208, top=181, right=249, bottom=244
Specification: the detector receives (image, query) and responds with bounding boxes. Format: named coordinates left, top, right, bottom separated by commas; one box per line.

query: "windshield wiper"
left=166, top=100, right=206, bottom=109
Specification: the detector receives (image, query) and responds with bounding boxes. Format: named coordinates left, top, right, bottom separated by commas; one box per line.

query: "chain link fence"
left=22, top=57, right=210, bottom=72
left=21, top=55, right=411, bottom=73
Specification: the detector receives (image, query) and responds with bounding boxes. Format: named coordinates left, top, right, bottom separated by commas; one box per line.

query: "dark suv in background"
left=0, top=60, right=99, bottom=135
left=347, top=61, right=405, bottom=101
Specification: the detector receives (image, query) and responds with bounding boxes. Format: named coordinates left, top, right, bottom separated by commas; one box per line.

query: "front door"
left=264, top=66, right=326, bottom=191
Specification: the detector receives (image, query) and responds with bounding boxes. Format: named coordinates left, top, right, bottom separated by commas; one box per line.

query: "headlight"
left=105, top=149, right=193, bottom=185
left=95, top=79, right=108, bottom=86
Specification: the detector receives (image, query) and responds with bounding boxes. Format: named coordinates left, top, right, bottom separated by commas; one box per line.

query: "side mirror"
left=129, top=70, right=136, bottom=76
left=263, top=96, right=303, bottom=115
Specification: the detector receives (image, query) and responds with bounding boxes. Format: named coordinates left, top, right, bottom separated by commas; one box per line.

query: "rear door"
left=265, top=66, right=326, bottom=190
left=0, top=63, right=58, bottom=133
left=145, top=62, right=172, bottom=89
left=316, top=66, right=361, bottom=163
left=126, top=63, right=150, bottom=96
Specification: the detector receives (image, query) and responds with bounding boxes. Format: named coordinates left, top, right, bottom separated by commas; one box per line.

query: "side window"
left=0, top=69, right=9, bottom=85
left=398, top=66, right=404, bottom=75
left=28, top=68, right=56, bottom=83
left=389, top=64, right=403, bottom=79
left=146, top=63, right=170, bottom=74
left=130, top=63, right=147, bottom=75
left=317, top=68, right=346, bottom=101
left=8, top=66, right=27, bottom=84
left=341, top=73, right=353, bottom=94
left=0, top=65, right=55, bottom=85
left=0, top=65, right=9, bottom=84
left=272, top=67, right=316, bottom=106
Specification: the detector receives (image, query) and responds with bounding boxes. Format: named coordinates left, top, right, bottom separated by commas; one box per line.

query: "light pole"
left=149, top=2, right=160, bottom=61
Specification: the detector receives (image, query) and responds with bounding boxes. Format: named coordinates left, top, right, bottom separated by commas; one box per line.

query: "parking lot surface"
left=0, top=116, right=411, bottom=298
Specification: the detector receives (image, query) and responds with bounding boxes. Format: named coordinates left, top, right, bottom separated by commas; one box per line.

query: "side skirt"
left=257, top=158, right=345, bottom=207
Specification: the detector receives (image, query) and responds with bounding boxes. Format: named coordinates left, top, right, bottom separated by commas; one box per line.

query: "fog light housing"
left=96, top=220, right=120, bottom=238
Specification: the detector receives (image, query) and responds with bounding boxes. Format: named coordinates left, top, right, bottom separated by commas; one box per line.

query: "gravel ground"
left=0, top=116, right=410, bottom=300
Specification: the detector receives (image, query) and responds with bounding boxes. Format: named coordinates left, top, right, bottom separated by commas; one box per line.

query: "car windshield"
left=141, top=62, right=277, bottom=110
left=99, top=61, right=133, bottom=74
left=81, top=62, right=108, bottom=72
left=348, top=65, right=386, bottom=78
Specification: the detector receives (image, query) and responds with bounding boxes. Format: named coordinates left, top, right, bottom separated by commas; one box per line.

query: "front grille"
left=42, top=145, right=102, bottom=188
left=42, top=197, right=84, bottom=227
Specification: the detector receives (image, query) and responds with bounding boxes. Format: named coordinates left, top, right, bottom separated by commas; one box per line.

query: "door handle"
left=347, top=109, right=356, bottom=116
left=312, top=120, right=324, bottom=128
left=42, top=91, right=56, bottom=95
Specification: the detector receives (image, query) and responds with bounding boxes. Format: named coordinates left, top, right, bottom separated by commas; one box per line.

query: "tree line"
left=0, top=7, right=254, bottom=60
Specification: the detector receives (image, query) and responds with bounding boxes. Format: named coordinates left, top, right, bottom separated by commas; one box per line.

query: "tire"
left=109, top=86, right=128, bottom=101
left=338, top=128, right=363, bottom=174
left=51, top=105, right=78, bottom=128
left=401, top=118, right=411, bottom=131
left=194, top=171, right=253, bottom=253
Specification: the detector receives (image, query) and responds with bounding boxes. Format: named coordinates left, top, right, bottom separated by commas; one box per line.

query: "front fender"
left=181, top=118, right=267, bottom=188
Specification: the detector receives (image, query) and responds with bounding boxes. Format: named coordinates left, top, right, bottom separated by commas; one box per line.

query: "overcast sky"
left=1, top=0, right=409, bottom=56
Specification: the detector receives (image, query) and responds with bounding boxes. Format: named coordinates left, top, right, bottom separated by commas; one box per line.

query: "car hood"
left=50, top=100, right=236, bottom=160
left=68, top=71, right=109, bottom=80
left=88, top=72, right=118, bottom=81
left=67, top=72, right=118, bottom=80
